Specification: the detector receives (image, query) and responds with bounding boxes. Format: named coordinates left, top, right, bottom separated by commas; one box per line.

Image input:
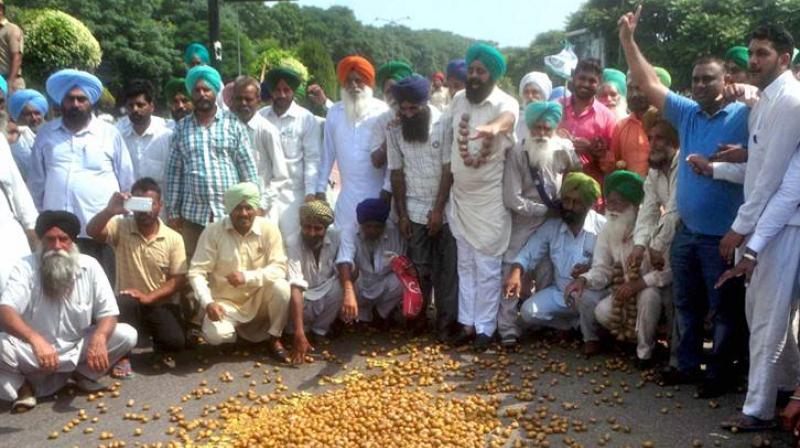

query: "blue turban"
left=446, top=59, right=467, bottom=82
left=185, top=65, right=223, bottom=94
left=356, top=198, right=390, bottom=224
left=184, top=42, right=210, bottom=66
left=45, top=69, right=103, bottom=105
left=391, top=74, right=430, bottom=104
left=0, top=75, right=6, bottom=97
left=9, top=89, right=48, bottom=122
left=465, top=43, right=507, bottom=81
left=524, top=101, right=563, bottom=129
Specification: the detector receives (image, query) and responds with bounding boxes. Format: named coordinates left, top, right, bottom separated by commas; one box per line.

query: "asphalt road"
left=0, top=330, right=792, bottom=448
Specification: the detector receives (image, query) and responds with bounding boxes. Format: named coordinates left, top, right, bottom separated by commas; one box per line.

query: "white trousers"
left=520, top=286, right=606, bottom=341
left=595, top=287, right=669, bottom=360
left=202, top=280, right=292, bottom=345
left=286, top=283, right=344, bottom=336
left=0, top=323, right=137, bottom=401
left=456, top=237, right=502, bottom=336
left=743, top=226, right=800, bottom=420
left=357, top=275, right=403, bottom=322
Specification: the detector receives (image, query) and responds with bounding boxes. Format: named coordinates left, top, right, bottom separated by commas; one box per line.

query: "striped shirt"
left=164, top=109, right=258, bottom=226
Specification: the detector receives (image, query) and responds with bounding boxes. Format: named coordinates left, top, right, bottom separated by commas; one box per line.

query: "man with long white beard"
left=0, top=211, right=137, bottom=412
left=7, top=89, right=47, bottom=181
left=498, top=101, right=578, bottom=348
left=442, top=42, right=519, bottom=351
left=514, top=71, right=552, bottom=142
left=316, top=55, right=389, bottom=280
left=565, top=170, right=673, bottom=369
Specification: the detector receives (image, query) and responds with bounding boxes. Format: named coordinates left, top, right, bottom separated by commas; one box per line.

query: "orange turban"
left=337, top=55, right=375, bottom=87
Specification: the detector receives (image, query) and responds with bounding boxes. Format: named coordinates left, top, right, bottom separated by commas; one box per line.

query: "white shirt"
left=632, top=152, right=679, bottom=253
left=747, top=146, right=800, bottom=253
left=116, top=115, right=171, bottom=179
left=27, top=117, right=135, bottom=236
left=286, top=229, right=340, bottom=301
left=0, top=254, right=119, bottom=359
left=722, top=71, right=800, bottom=236
left=243, top=114, right=290, bottom=211
left=10, top=125, right=36, bottom=181
left=512, top=211, right=605, bottom=292
left=0, top=140, right=38, bottom=290
left=260, top=101, right=323, bottom=198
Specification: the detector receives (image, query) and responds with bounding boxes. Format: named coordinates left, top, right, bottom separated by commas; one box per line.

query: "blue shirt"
left=663, top=92, right=749, bottom=236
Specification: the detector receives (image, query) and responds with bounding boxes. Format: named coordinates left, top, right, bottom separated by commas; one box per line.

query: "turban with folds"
left=185, top=65, right=223, bottom=94
left=465, top=42, right=507, bottom=81
left=524, top=101, right=562, bottom=129
left=431, top=71, right=445, bottom=82
left=518, top=71, right=552, bottom=101
left=299, top=200, right=334, bottom=227
left=602, top=68, right=627, bottom=98
left=356, top=198, right=390, bottom=224
left=46, top=69, right=103, bottom=105
left=9, top=89, right=48, bottom=122
left=724, top=46, right=749, bottom=70
left=391, top=74, right=430, bottom=104
left=164, top=78, right=188, bottom=104
left=35, top=210, right=81, bottom=241
left=604, top=170, right=644, bottom=205
left=184, top=42, right=210, bottom=66
left=446, top=59, right=467, bottom=82
left=337, top=55, right=376, bottom=87
left=224, top=182, right=262, bottom=214
left=561, top=173, right=601, bottom=207
left=264, top=67, right=302, bottom=92
left=376, top=60, right=413, bottom=88
left=653, top=67, right=672, bottom=88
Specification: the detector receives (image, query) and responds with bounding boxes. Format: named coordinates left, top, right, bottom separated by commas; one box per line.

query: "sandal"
left=11, top=394, right=36, bottom=413
left=720, top=413, right=777, bottom=432
left=110, top=357, right=135, bottom=379
left=266, top=339, right=289, bottom=363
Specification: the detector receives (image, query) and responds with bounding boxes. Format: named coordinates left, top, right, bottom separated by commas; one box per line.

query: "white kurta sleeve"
left=747, top=148, right=800, bottom=253
left=302, top=113, right=323, bottom=196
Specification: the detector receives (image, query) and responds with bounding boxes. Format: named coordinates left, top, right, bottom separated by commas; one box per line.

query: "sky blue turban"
left=465, top=43, right=507, bottom=81
left=524, top=101, right=563, bottom=129
left=391, top=74, right=430, bottom=104
left=46, top=69, right=103, bottom=105
left=446, top=59, right=467, bottom=82
left=9, top=89, right=48, bottom=122
left=185, top=65, right=223, bottom=94
left=184, top=42, right=210, bottom=66
left=356, top=198, right=390, bottom=224
left=0, top=75, right=6, bottom=97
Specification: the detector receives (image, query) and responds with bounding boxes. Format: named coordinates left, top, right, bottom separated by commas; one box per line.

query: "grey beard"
left=603, top=207, right=638, bottom=247
left=341, top=86, right=373, bottom=123
left=39, top=246, right=80, bottom=300
left=524, top=136, right=555, bottom=169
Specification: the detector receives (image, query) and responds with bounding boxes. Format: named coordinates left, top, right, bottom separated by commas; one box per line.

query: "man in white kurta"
left=260, top=67, right=323, bottom=241
left=316, top=56, right=389, bottom=266
left=442, top=43, right=518, bottom=350
left=0, top=138, right=37, bottom=291
left=0, top=211, right=137, bottom=409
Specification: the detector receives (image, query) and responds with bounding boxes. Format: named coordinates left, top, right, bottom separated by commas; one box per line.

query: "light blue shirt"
left=27, top=116, right=134, bottom=236
left=512, top=211, right=606, bottom=291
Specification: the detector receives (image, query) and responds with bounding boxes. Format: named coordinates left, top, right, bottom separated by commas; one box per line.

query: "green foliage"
left=297, top=39, right=339, bottom=110
left=14, top=9, right=101, bottom=86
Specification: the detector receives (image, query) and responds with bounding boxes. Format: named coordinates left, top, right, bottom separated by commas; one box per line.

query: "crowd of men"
left=3, top=3, right=800, bottom=440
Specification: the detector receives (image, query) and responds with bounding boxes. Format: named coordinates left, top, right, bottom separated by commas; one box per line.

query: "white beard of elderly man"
left=0, top=210, right=137, bottom=413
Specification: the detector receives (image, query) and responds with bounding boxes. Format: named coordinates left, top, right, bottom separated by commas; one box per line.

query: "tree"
left=297, top=39, right=338, bottom=103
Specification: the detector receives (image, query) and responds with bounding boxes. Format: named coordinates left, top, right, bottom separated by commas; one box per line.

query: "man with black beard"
left=387, top=75, right=457, bottom=341
left=0, top=211, right=137, bottom=412
left=504, top=173, right=606, bottom=355
left=499, top=101, right=578, bottom=348
left=285, top=200, right=343, bottom=364
left=87, top=178, right=188, bottom=373
left=164, top=78, right=193, bottom=130
left=116, top=79, right=172, bottom=183
left=28, top=69, right=135, bottom=285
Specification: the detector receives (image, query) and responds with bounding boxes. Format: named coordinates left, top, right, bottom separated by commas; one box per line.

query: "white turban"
left=518, top=71, right=552, bottom=102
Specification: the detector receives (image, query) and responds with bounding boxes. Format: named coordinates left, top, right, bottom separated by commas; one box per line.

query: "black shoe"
left=636, top=357, right=656, bottom=371
left=452, top=328, right=475, bottom=347
left=474, top=334, right=492, bottom=352
left=658, top=367, right=702, bottom=386
left=696, top=379, right=729, bottom=399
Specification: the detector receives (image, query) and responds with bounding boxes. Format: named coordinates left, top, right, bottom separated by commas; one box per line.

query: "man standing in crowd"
left=429, top=71, right=450, bottom=111
left=0, top=211, right=137, bottom=412
left=387, top=75, right=458, bottom=341
left=116, top=79, right=171, bottom=181
left=260, top=66, right=322, bottom=239
left=165, top=65, right=258, bottom=259
left=446, top=59, right=467, bottom=99
left=598, top=68, right=628, bottom=121
left=8, top=88, right=47, bottom=181
left=724, top=46, right=751, bottom=84
left=620, top=6, right=749, bottom=398
left=189, top=183, right=290, bottom=361
left=164, top=78, right=193, bottom=129
left=515, top=71, right=552, bottom=141
left=0, top=133, right=36, bottom=291
left=28, top=69, right=135, bottom=283
left=0, top=0, right=22, bottom=90
left=443, top=42, right=518, bottom=350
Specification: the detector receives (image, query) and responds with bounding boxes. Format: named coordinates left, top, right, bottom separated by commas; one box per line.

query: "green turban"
left=561, top=172, right=601, bottom=207
left=376, top=61, right=413, bottom=89
left=602, top=68, right=627, bottom=98
left=299, top=200, right=334, bottom=227
left=265, top=67, right=302, bottom=92
left=165, top=78, right=188, bottom=104
left=465, top=42, right=507, bottom=81
left=524, top=101, right=563, bottom=129
left=604, top=170, right=645, bottom=205
left=186, top=65, right=222, bottom=94
left=653, top=67, right=672, bottom=88
left=724, top=46, right=749, bottom=70
left=224, top=182, right=261, bottom=214
left=184, top=42, right=210, bottom=66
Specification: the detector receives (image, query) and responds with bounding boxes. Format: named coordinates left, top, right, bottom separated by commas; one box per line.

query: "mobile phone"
left=125, top=197, right=153, bottom=213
